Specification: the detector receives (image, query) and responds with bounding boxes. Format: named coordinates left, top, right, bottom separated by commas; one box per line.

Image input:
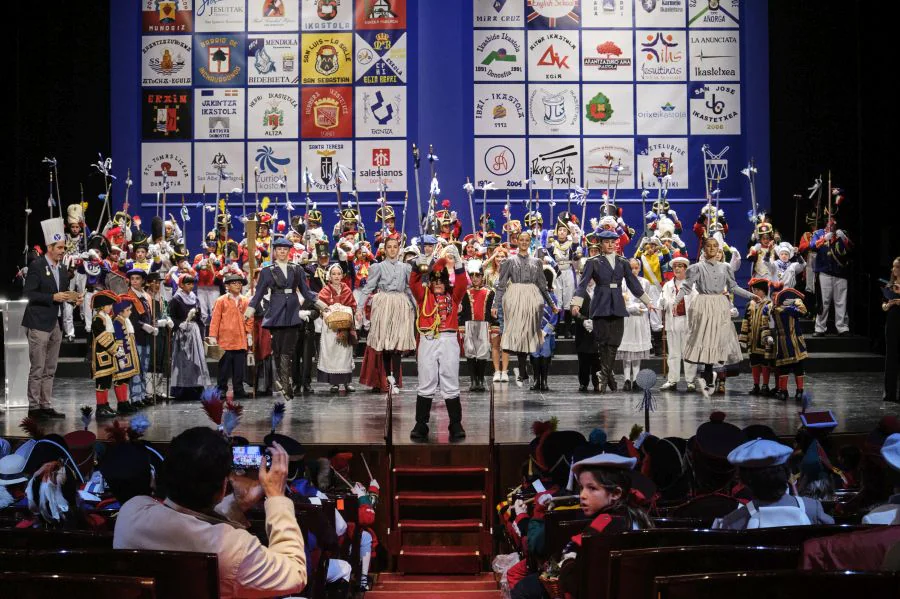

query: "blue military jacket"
left=249, top=262, right=319, bottom=329
left=573, top=254, right=646, bottom=318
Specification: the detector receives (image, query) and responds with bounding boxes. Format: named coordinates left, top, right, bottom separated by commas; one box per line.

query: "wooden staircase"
left=366, top=573, right=502, bottom=598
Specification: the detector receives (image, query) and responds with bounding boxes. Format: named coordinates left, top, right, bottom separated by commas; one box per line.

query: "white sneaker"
left=660, top=381, right=677, bottom=391
left=500, top=372, right=509, bottom=383
left=391, top=385, right=401, bottom=395
left=493, top=371, right=502, bottom=383
left=387, top=375, right=396, bottom=386
left=686, top=383, right=697, bottom=392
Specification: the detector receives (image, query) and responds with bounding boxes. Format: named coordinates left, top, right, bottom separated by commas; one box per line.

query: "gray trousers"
left=816, top=272, right=849, bottom=333
left=26, top=325, right=62, bottom=410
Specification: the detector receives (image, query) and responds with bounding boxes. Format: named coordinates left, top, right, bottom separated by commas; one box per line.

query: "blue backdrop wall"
left=110, top=0, right=768, bottom=282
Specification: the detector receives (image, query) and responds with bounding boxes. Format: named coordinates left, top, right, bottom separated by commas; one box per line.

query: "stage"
left=2, top=372, right=895, bottom=445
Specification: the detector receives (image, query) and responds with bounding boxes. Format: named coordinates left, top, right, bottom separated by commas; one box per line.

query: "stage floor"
left=2, top=372, right=896, bottom=445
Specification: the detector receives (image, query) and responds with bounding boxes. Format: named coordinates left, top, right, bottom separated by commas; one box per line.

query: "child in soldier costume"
left=145, top=272, right=172, bottom=402
left=657, top=256, right=699, bottom=392
left=772, top=287, right=809, bottom=401
left=459, top=259, right=495, bottom=392
left=739, top=278, right=776, bottom=396
left=530, top=263, right=560, bottom=392
left=409, top=246, right=468, bottom=442
left=111, top=296, right=141, bottom=415
left=90, top=291, right=121, bottom=419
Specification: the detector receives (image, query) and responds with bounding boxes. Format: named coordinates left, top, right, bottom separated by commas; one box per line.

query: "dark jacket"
left=573, top=254, right=645, bottom=318
left=249, top=262, right=319, bottom=329
left=22, top=256, right=70, bottom=332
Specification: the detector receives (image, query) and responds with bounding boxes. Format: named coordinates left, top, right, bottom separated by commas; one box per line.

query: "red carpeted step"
left=395, top=491, right=485, bottom=505
left=369, top=573, right=501, bottom=598
left=365, top=592, right=501, bottom=598
left=394, top=466, right=489, bottom=476
left=377, top=573, right=497, bottom=582
left=398, top=519, right=484, bottom=532
left=375, top=580, right=499, bottom=591
left=397, top=545, right=483, bottom=574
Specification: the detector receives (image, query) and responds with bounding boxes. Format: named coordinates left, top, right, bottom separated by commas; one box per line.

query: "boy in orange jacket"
left=209, top=273, right=253, bottom=399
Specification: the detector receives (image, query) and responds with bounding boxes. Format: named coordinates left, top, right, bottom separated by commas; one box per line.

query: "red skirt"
left=359, top=345, right=403, bottom=390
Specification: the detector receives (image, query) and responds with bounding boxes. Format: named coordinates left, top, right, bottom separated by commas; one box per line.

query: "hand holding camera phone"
left=232, top=445, right=272, bottom=471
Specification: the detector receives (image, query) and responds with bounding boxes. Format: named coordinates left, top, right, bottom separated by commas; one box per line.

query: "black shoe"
left=96, top=405, right=117, bottom=419
left=578, top=385, right=588, bottom=393
left=623, top=380, right=632, bottom=392
left=410, top=422, right=429, bottom=442
left=42, top=408, right=67, bottom=419
left=449, top=421, right=467, bottom=441
left=232, top=391, right=249, bottom=400
left=760, top=384, right=772, bottom=396
left=529, top=377, right=541, bottom=391
left=813, top=332, right=825, bottom=337
left=592, top=383, right=600, bottom=393
left=446, top=396, right=466, bottom=441
left=748, top=385, right=760, bottom=395
left=776, top=389, right=789, bottom=401
left=117, top=402, right=136, bottom=415
left=540, top=380, right=550, bottom=392
left=27, top=409, right=45, bottom=420
left=885, top=396, right=900, bottom=404
left=301, top=385, right=315, bottom=395
left=838, top=331, right=852, bottom=337
left=795, top=389, right=804, bottom=402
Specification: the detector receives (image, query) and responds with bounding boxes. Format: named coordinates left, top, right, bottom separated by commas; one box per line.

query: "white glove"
left=151, top=326, right=159, bottom=336
left=156, top=319, right=168, bottom=328
left=141, top=323, right=156, bottom=334
left=583, top=319, right=593, bottom=332
left=729, top=307, right=739, bottom=318
left=243, top=306, right=255, bottom=319
left=824, top=232, right=834, bottom=241
left=198, top=259, right=208, bottom=268
left=369, top=478, right=380, bottom=491
left=513, top=499, right=528, bottom=516
left=247, top=334, right=254, bottom=347
left=208, top=337, right=218, bottom=345
left=351, top=482, right=367, bottom=497
left=617, top=217, right=626, bottom=228
left=752, top=243, right=762, bottom=253
left=186, top=308, right=197, bottom=322
left=298, top=310, right=310, bottom=322
left=166, top=318, right=174, bottom=329
left=115, top=346, right=125, bottom=358
left=536, top=493, right=553, bottom=507
left=765, top=336, right=774, bottom=348
left=836, top=230, right=847, bottom=241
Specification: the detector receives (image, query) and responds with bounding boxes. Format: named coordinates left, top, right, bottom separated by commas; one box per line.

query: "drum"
left=106, top=271, right=129, bottom=295
left=204, top=337, right=225, bottom=360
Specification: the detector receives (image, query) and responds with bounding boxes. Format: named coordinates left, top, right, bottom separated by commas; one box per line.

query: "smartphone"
left=232, top=445, right=271, bottom=470
left=531, top=479, right=546, bottom=494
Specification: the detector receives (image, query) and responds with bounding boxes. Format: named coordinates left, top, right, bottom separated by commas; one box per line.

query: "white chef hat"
left=41, top=218, right=66, bottom=247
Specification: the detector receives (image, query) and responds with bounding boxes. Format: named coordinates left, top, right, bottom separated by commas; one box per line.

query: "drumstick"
left=360, top=453, right=373, bottom=482
left=332, top=468, right=354, bottom=490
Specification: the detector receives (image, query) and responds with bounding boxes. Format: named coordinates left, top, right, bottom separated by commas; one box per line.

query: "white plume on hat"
left=40, top=218, right=65, bottom=247
left=466, top=259, right=483, bottom=274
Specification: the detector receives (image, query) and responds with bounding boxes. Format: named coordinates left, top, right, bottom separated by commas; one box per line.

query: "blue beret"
left=421, top=234, right=437, bottom=245
left=882, top=433, right=900, bottom=471
left=727, top=439, right=792, bottom=468
left=273, top=237, right=292, bottom=248
left=597, top=229, right=619, bottom=240
left=126, top=268, right=147, bottom=278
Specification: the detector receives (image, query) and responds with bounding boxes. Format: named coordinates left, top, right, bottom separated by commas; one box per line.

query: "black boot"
left=474, top=360, right=486, bottom=392
left=540, top=358, right=550, bottom=391
left=446, top=396, right=466, bottom=441
left=468, top=359, right=478, bottom=392
left=278, top=355, right=295, bottom=400
left=529, top=356, right=541, bottom=391
left=324, top=578, right=351, bottom=599
left=761, top=384, right=773, bottom=397
left=604, top=347, right=618, bottom=392
left=748, top=384, right=760, bottom=395
left=410, top=395, right=432, bottom=442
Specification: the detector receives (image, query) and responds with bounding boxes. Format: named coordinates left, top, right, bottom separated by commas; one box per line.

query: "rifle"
left=412, top=144, right=423, bottom=236
left=246, top=218, right=258, bottom=399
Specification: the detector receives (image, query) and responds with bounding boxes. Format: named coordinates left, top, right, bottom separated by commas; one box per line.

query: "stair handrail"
left=384, top=384, right=393, bottom=452
left=489, top=379, right=495, bottom=446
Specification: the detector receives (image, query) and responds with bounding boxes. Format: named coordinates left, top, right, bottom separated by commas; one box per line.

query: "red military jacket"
left=409, top=261, right=468, bottom=334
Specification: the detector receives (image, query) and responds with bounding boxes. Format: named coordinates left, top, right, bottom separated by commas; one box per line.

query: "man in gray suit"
left=22, top=218, right=81, bottom=419
left=571, top=229, right=654, bottom=393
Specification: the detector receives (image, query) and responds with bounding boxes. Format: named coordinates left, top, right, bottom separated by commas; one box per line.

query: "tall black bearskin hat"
left=151, top=216, right=164, bottom=242
left=86, top=233, right=110, bottom=258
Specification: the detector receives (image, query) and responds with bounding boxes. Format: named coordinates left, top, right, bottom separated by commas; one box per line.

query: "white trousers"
left=647, top=285, right=663, bottom=332
left=417, top=332, right=460, bottom=399
left=622, top=359, right=641, bottom=381
left=326, top=558, right=352, bottom=583
left=816, top=273, right=849, bottom=333
left=196, top=286, right=220, bottom=324
left=554, top=268, right=576, bottom=310
left=665, top=325, right=698, bottom=384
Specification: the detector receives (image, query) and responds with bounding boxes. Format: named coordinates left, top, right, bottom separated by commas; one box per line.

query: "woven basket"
left=539, top=575, right=563, bottom=599
left=325, top=310, right=353, bottom=331
left=204, top=338, right=225, bottom=360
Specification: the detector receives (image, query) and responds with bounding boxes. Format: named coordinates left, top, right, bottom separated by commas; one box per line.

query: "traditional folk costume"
left=693, top=205, right=728, bottom=259
left=193, top=242, right=223, bottom=327
left=209, top=274, right=253, bottom=399
left=595, top=215, right=631, bottom=256
left=617, top=275, right=652, bottom=391
left=657, top=257, right=699, bottom=391
left=90, top=291, right=121, bottom=419
left=169, top=275, right=210, bottom=402
left=358, top=256, right=416, bottom=392
left=634, top=236, right=670, bottom=343
left=768, top=242, right=806, bottom=291
left=747, top=219, right=779, bottom=281
left=458, top=260, right=496, bottom=393
left=811, top=222, right=852, bottom=335
left=530, top=266, right=559, bottom=392
left=549, top=222, right=580, bottom=338
left=739, top=279, right=776, bottom=396
left=246, top=238, right=324, bottom=399
left=572, top=230, right=652, bottom=393
left=674, top=257, right=756, bottom=395
left=772, top=287, right=809, bottom=401
left=495, top=252, right=557, bottom=385
left=145, top=272, right=172, bottom=402
left=317, top=270, right=357, bottom=393
left=125, top=269, right=156, bottom=408
left=574, top=281, right=600, bottom=392
left=409, top=255, right=468, bottom=442
left=112, top=297, right=141, bottom=415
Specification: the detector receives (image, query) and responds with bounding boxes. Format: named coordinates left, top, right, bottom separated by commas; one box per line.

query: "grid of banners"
left=472, top=0, right=742, bottom=196
left=139, top=0, right=409, bottom=205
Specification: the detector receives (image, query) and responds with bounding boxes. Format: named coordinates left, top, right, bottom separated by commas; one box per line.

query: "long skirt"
left=171, top=322, right=211, bottom=388
left=501, top=283, right=544, bottom=354
left=367, top=291, right=415, bottom=352
left=683, top=294, right=743, bottom=366
left=359, top=345, right=403, bottom=390
left=317, top=307, right=354, bottom=385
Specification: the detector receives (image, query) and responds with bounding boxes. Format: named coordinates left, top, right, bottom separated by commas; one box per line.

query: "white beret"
left=572, top=453, right=637, bottom=475
left=881, top=433, right=900, bottom=472
left=727, top=439, right=792, bottom=468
